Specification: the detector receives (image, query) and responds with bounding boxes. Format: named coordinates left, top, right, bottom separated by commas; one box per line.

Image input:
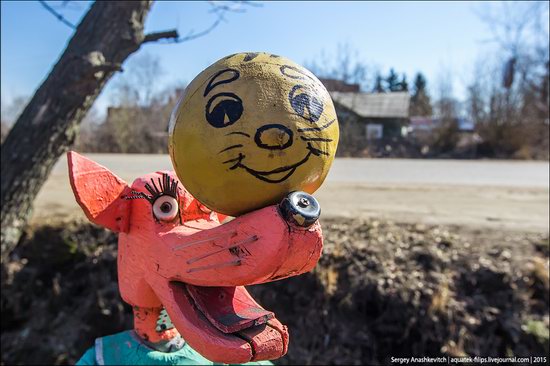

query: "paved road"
left=325, top=158, right=549, bottom=187
left=33, top=154, right=549, bottom=232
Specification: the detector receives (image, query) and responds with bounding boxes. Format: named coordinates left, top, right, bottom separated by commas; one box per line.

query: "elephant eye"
left=205, top=93, right=243, bottom=128
left=289, top=85, right=324, bottom=123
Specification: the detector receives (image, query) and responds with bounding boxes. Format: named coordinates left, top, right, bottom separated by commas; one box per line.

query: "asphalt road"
left=33, top=154, right=549, bottom=232
left=325, top=158, right=549, bottom=187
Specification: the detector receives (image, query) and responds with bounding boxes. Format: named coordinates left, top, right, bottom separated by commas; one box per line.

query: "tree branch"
left=143, top=14, right=224, bottom=45
left=141, top=13, right=222, bottom=45
left=38, top=0, right=76, bottom=30
left=143, top=1, right=261, bottom=45
left=175, top=16, right=223, bottom=43
left=142, top=30, right=180, bottom=44
left=209, top=1, right=262, bottom=13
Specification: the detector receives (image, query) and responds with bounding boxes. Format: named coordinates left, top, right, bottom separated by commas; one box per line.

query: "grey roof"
left=330, top=91, right=410, bottom=118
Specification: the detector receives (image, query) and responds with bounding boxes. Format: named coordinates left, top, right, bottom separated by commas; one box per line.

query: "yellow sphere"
left=169, top=52, right=339, bottom=216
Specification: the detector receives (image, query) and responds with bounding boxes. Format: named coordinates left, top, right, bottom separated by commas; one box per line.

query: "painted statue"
left=73, top=52, right=339, bottom=365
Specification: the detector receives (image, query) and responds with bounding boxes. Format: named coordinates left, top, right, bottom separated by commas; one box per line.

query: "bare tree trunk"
left=0, top=1, right=154, bottom=261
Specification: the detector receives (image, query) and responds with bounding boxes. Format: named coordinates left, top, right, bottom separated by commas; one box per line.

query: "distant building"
left=409, top=116, right=478, bottom=156
left=409, top=116, right=435, bottom=132
left=330, top=91, right=411, bottom=140
left=457, top=118, right=475, bottom=132
left=318, top=78, right=360, bottom=92
left=409, top=116, right=475, bottom=134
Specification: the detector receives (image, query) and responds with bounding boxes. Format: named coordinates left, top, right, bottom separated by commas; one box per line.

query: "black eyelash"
left=145, top=173, right=178, bottom=202
left=123, top=173, right=178, bottom=203
left=123, top=191, right=149, bottom=200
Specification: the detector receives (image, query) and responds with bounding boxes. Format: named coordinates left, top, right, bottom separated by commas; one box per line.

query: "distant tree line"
left=2, top=2, right=547, bottom=160
left=0, top=1, right=263, bottom=260
left=464, top=2, right=549, bottom=159
left=74, top=91, right=181, bottom=154
left=74, top=52, right=185, bottom=154
left=372, top=69, right=408, bottom=93
left=305, top=3, right=549, bottom=160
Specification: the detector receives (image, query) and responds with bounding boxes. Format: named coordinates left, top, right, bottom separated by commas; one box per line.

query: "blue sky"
left=1, top=1, right=548, bottom=119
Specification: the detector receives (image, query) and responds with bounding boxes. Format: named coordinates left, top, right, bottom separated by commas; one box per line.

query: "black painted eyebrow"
left=204, top=68, right=240, bottom=97
left=243, top=52, right=259, bottom=62
left=280, top=65, right=325, bottom=91
left=280, top=65, right=308, bottom=80
left=218, top=144, right=243, bottom=154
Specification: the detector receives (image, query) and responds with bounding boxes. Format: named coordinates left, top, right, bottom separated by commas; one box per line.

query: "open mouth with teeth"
left=232, top=151, right=312, bottom=183
left=159, top=281, right=288, bottom=363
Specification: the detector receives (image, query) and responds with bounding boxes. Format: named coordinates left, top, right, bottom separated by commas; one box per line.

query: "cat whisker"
left=186, top=235, right=258, bottom=264
left=297, top=118, right=335, bottom=132
left=306, top=142, right=330, bottom=156
left=187, top=259, right=242, bottom=273
left=172, top=231, right=237, bottom=252
left=222, top=153, right=245, bottom=169
left=300, top=136, right=333, bottom=142
left=218, top=144, right=243, bottom=154
left=222, top=156, right=243, bottom=164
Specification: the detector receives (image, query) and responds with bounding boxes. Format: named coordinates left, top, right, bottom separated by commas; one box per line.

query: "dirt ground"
left=32, top=154, right=550, bottom=232
left=1, top=154, right=549, bottom=364
left=1, top=216, right=549, bottom=365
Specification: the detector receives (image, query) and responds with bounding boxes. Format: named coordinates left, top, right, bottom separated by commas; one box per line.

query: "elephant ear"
left=67, top=151, right=131, bottom=232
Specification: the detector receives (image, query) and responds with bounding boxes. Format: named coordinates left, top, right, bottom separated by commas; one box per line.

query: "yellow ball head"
left=169, top=52, right=339, bottom=216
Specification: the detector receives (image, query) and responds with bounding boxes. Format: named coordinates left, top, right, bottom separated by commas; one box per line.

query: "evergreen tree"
left=398, top=74, right=409, bottom=91
left=414, top=72, right=427, bottom=91
left=410, top=72, right=433, bottom=116
left=386, top=68, right=401, bottom=92
left=373, top=74, right=385, bottom=93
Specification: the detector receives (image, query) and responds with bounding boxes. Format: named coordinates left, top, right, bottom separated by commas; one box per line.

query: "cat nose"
left=254, top=124, right=293, bottom=150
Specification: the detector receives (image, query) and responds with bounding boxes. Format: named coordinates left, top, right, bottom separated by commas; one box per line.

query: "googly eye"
left=153, top=195, right=179, bottom=222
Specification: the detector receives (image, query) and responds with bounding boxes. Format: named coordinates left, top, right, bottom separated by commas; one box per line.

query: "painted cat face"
left=169, top=52, right=339, bottom=216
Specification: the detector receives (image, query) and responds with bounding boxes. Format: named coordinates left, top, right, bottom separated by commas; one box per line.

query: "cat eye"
left=289, top=85, right=324, bottom=123
left=205, top=93, right=244, bottom=128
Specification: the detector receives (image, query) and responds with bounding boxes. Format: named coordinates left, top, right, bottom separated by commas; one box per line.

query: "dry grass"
left=321, top=266, right=339, bottom=296
left=429, top=279, right=451, bottom=315
left=531, top=257, right=550, bottom=290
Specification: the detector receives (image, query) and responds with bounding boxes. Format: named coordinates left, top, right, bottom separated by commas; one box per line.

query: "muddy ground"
left=1, top=217, right=549, bottom=365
